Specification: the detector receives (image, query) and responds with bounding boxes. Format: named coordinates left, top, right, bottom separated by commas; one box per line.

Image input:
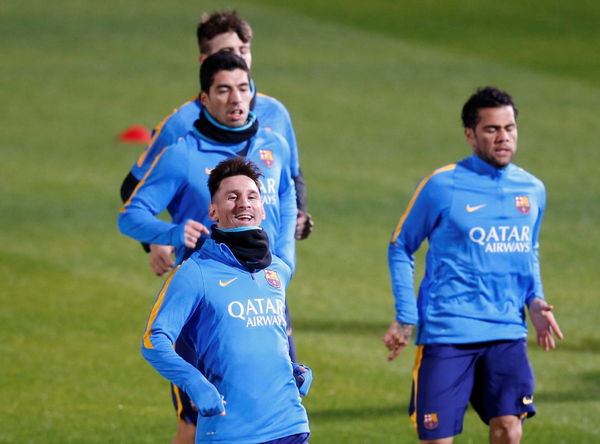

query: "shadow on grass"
left=294, top=319, right=388, bottom=335
left=536, top=371, right=600, bottom=403
left=309, top=404, right=409, bottom=422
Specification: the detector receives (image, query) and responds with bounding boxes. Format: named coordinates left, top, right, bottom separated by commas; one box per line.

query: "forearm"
left=118, top=209, right=184, bottom=247
left=292, top=171, right=307, bottom=212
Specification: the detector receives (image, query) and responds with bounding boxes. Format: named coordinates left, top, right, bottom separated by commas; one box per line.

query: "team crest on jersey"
left=515, top=196, right=531, bottom=214
left=264, top=269, right=281, bottom=288
left=260, top=149, right=275, bottom=168
left=423, top=413, right=439, bottom=430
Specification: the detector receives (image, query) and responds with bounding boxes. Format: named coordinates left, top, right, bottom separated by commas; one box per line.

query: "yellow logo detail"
left=466, top=204, right=487, bottom=213
left=219, top=277, right=238, bottom=287
left=205, top=168, right=213, bottom=175
left=522, top=396, right=534, bottom=405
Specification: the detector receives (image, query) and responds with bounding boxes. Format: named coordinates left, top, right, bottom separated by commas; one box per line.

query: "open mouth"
left=229, top=109, right=245, bottom=120
left=235, top=214, right=253, bottom=222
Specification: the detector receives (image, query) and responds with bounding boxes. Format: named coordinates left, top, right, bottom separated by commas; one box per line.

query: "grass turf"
left=1, top=0, right=599, bottom=442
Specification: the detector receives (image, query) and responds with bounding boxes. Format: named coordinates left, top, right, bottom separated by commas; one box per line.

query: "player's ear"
left=208, top=202, right=218, bottom=222
left=464, top=127, right=476, bottom=148
left=200, top=91, right=208, bottom=108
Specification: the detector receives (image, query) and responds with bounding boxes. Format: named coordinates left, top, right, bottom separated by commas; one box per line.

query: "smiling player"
left=141, top=157, right=311, bottom=444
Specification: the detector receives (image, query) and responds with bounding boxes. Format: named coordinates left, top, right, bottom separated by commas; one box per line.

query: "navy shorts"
left=262, top=433, right=310, bottom=444
left=171, top=331, right=198, bottom=424
left=409, top=339, right=536, bottom=440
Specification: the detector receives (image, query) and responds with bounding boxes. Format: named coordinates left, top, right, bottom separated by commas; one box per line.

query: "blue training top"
left=131, top=91, right=301, bottom=180
left=118, top=125, right=296, bottom=271
left=389, top=154, right=546, bottom=344
left=141, top=239, right=309, bottom=443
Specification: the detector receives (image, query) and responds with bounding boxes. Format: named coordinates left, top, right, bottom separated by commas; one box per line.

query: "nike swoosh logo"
left=522, top=396, right=534, bottom=405
left=466, top=204, right=487, bottom=213
left=219, top=277, right=238, bottom=287
left=205, top=168, right=213, bottom=175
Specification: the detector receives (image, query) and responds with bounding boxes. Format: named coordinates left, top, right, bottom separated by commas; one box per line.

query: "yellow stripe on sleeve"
left=136, top=96, right=199, bottom=168
left=120, top=145, right=170, bottom=213
left=410, top=345, right=424, bottom=431
left=142, top=265, right=181, bottom=349
left=391, top=163, right=456, bottom=243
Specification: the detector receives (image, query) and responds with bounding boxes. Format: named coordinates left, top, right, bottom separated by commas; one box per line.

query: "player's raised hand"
left=528, top=298, right=564, bottom=351
left=184, top=220, right=209, bottom=248
left=383, top=321, right=414, bottom=361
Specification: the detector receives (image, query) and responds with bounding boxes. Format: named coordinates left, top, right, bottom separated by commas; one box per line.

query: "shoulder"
left=255, top=93, right=292, bottom=124
left=256, top=128, right=290, bottom=153
left=420, top=163, right=457, bottom=190
left=256, top=92, right=289, bottom=113
left=156, top=97, right=200, bottom=133
left=165, top=259, right=204, bottom=293
left=265, top=255, right=292, bottom=285
left=511, top=164, right=544, bottom=184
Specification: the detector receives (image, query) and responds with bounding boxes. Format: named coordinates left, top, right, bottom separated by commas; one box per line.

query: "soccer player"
left=141, top=157, right=311, bottom=444
left=119, top=51, right=297, bottom=443
left=120, top=10, right=312, bottom=277
left=383, top=87, right=564, bottom=444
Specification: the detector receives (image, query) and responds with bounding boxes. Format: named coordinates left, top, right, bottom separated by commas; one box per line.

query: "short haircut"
left=208, top=157, right=263, bottom=199
left=461, top=86, right=519, bottom=129
left=200, top=51, right=249, bottom=92
left=197, top=10, right=253, bottom=54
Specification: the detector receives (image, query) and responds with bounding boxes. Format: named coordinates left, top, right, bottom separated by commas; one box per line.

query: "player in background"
left=120, top=10, right=312, bottom=277
left=383, top=86, right=563, bottom=444
left=141, top=157, right=311, bottom=444
left=119, top=51, right=297, bottom=444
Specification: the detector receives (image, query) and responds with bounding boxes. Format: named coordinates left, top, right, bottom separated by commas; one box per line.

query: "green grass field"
left=2, top=0, right=599, bottom=442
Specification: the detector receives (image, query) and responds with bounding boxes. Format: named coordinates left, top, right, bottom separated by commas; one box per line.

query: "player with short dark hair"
left=141, top=157, right=311, bottom=444
left=207, top=156, right=261, bottom=198
left=119, top=51, right=298, bottom=444
left=383, top=86, right=563, bottom=444
left=120, top=10, right=311, bottom=278
left=196, top=10, right=252, bottom=56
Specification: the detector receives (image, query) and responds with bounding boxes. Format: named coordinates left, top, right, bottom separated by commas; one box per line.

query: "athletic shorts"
left=409, top=339, right=536, bottom=440
left=171, top=331, right=198, bottom=424
left=262, top=433, right=310, bottom=444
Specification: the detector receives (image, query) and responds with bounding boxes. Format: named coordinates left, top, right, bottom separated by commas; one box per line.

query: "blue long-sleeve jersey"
left=131, top=93, right=301, bottom=181
left=141, top=239, right=309, bottom=443
left=389, top=154, right=546, bottom=344
left=118, top=127, right=297, bottom=270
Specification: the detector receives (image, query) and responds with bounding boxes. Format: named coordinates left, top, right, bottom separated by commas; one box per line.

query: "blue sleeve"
left=388, top=176, right=447, bottom=325
left=141, top=263, right=225, bottom=417
left=118, top=145, right=188, bottom=247
left=274, top=137, right=297, bottom=272
left=277, top=105, right=300, bottom=179
left=526, top=182, right=546, bottom=305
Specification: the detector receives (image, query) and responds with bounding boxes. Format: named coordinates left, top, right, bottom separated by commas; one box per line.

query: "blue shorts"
left=409, top=339, right=536, bottom=440
left=262, top=433, right=310, bottom=444
left=171, top=330, right=198, bottom=424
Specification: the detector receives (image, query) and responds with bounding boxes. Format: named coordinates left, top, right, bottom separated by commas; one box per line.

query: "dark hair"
left=208, top=157, right=263, bottom=199
left=197, top=10, right=253, bottom=54
left=199, top=51, right=249, bottom=92
left=461, top=86, right=519, bottom=129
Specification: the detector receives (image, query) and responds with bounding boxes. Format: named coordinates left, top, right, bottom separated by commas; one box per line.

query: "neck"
left=194, top=109, right=258, bottom=144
